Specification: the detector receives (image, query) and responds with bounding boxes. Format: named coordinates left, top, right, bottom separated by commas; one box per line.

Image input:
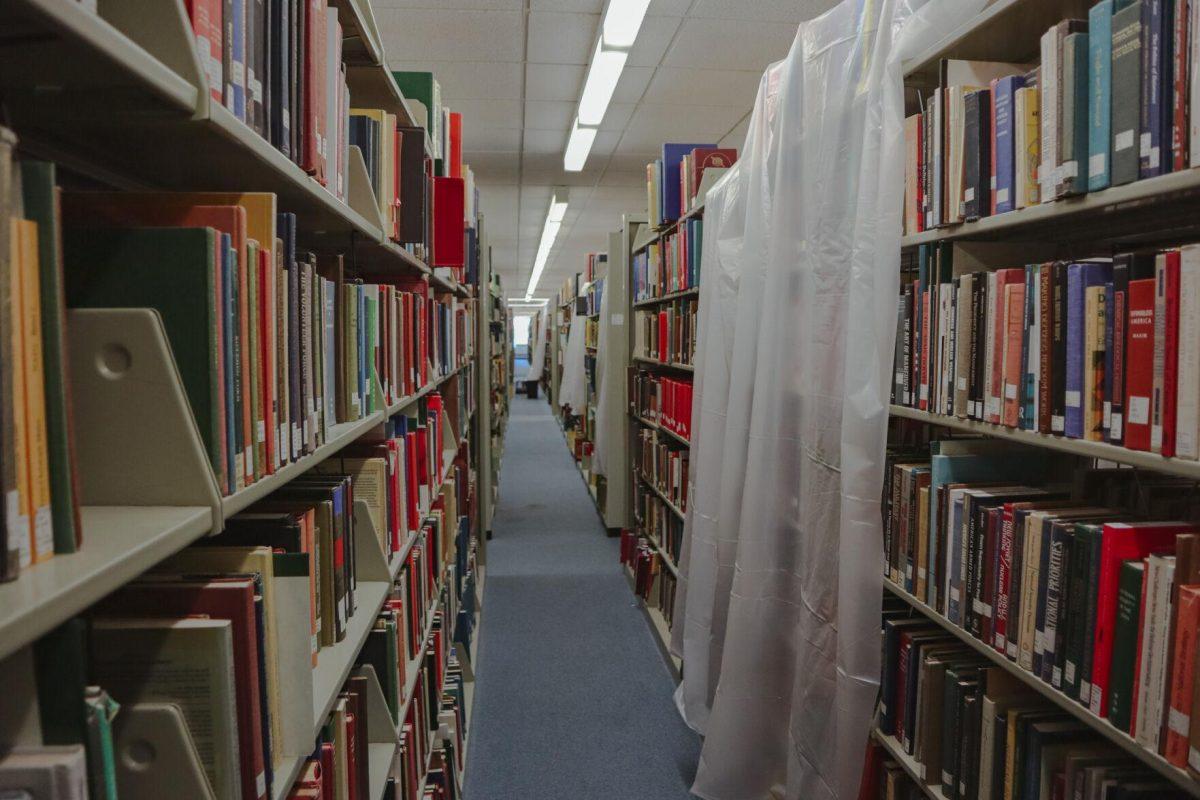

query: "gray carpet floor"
left=463, top=395, right=701, bottom=799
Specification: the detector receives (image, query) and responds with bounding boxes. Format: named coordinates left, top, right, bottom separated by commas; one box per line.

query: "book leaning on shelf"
left=881, top=436, right=1200, bottom=778
left=902, top=5, right=1200, bottom=237
left=892, top=242, right=1200, bottom=460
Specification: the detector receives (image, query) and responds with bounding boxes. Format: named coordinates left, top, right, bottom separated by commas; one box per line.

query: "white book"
left=954, top=275, right=973, bottom=417
left=1040, top=29, right=1058, bottom=200
left=325, top=8, right=342, bottom=201
left=1135, top=555, right=1176, bottom=750
left=91, top=618, right=241, bottom=800
left=984, top=271, right=998, bottom=419
left=1176, top=245, right=1200, bottom=459
left=933, top=88, right=944, bottom=228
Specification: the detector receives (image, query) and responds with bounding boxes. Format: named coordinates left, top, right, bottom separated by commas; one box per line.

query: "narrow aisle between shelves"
left=465, top=396, right=699, bottom=799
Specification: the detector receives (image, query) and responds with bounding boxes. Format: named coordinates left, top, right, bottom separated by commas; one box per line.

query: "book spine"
left=1178, top=245, right=1200, bottom=459
left=1041, top=29, right=1059, bottom=200
left=1061, top=32, right=1090, bottom=196
left=1111, top=258, right=1131, bottom=445
left=1052, top=262, right=1069, bottom=432
left=1079, top=532, right=1104, bottom=705
left=1022, top=266, right=1038, bottom=429
left=1038, top=265, right=1054, bottom=433
left=1153, top=254, right=1169, bottom=452
left=1065, top=266, right=1085, bottom=438
left=996, top=79, right=1017, bottom=214
left=1167, top=587, right=1200, bottom=765
left=1173, top=0, right=1190, bottom=171
left=1003, top=283, right=1025, bottom=427
left=1163, top=250, right=1181, bottom=457
left=1112, top=3, right=1144, bottom=185
left=1111, top=560, right=1146, bottom=733
left=1140, top=0, right=1166, bottom=179
left=994, top=508, right=1014, bottom=653
left=1192, top=0, right=1200, bottom=168
left=1090, top=1, right=1115, bottom=190
left=1104, top=281, right=1116, bottom=441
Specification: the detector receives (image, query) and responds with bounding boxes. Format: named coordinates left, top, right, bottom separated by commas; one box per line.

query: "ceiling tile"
left=641, top=67, right=763, bottom=107
left=464, top=151, right=521, bottom=182
left=597, top=102, right=636, bottom=130
left=525, top=63, right=586, bottom=101
left=610, top=67, right=654, bottom=103
left=521, top=128, right=568, bottom=155
left=531, top=0, right=601, bottom=9
left=376, top=8, right=525, bottom=62
left=443, top=97, right=523, bottom=129
left=386, top=60, right=523, bottom=101
left=646, top=0, right=692, bottom=15
left=374, top=0, right=522, bottom=8
left=626, top=15, right=683, bottom=67
left=688, top=0, right=838, bottom=22
left=523, top=99, right=576, bottom=130
left=462, top=125, right=522, bottom=152
left=527, top=11, right=599, bottom=65
left=663, top=18, right=798, bottom=71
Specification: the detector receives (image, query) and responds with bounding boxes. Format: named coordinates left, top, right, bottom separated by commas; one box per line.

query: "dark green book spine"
left=1107, top=559, right=1145, bottom=732
left=1110, top=2, right=1144, bottom=185
left=1063, top=524, right=1095, bottom=698
left=1079, top=526, right=1106, bottom=706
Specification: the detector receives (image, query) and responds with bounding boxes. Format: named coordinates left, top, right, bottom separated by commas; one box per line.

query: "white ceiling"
left=378, top=0, right=839, bottom=297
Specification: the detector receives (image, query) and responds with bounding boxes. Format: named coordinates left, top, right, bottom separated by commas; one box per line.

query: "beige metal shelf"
left=869, top=728, right=947, bottom=800
left=637, top=471, right=686, bottom=523
left=632, top=286, right=699, bottom=308
left=884, top=577, right=1200, bottom=797
left=632, top=354, right=695, bottom=374
left=890, top=404, right=1200, bottom=478
left=631, top=411, right=692, bottom=448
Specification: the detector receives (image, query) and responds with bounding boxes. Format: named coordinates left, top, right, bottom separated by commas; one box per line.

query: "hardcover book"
left=1111, top=2, right=1144, bottom=186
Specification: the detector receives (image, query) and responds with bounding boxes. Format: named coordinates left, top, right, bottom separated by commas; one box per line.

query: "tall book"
left=1138, top=0, right=1169, bottom=179
left=1151, top=250, right=1180, bottom=455
left=1125, top=276, right=1157, bottom=450
left=1059, top=31, right=1090, bottom=198
left=1177, top=244, right=1200, bottom=459
left=1065, top=262, right=1112, bottom=439
left=993, top=76, right=1024, bottom=214
left=661, top=143, right=715, bottom=223
left=1089, top=0, right=1115, bottom=191
left=1111, top=2, right=1144, bottom=185
left=963, top=90, right=991, bottom=220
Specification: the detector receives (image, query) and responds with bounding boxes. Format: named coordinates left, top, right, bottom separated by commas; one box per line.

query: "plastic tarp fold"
left=558, top=313, right=588, bottom=412
left=592, top=281, right=612, bottom=476
left=668, top=1, right=986, bottom=798
left=524, top=309, right=548, bottom=382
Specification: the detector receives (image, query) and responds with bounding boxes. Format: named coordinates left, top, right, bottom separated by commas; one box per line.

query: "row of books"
left=883, top=439, right=1200, bottom=771
left=634, top=426, right=689, bottom=515
left=879, top=605, right=1191, bottom=799
left=893, top=243, right=1200, bottom=457
left=634, top=482, right=685, bottom=567
left=632, top=216, right=703, bottom=303
left=583, top=275, right=603, bottom=317
left=618, top=531, right=678, bottom=632
left=628, top=369, right=694, bottom=442
left=860, top=740, right=925, bottom=800
left=285, top=665, right=382, bottom=800
left=645, top=144, right=736, bottom=227
left=634, top=300, right=698, bottom=367
left=905, top=5, right=1200, bottom=236
left=59, top=190, right=474, bottom=500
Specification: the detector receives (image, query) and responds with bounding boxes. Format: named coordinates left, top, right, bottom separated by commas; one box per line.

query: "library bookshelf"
left=885, top=0, right=1200, bottom=796
left=0, top=2, right=499, bottom=798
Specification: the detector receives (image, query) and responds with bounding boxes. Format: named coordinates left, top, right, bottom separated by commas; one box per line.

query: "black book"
left=973, top=274, right=988, bottom=420
left=941, top=670, right=981, bottom=799
left=962, top=90, right=991, bottom=221
left=276, top=212, right=302, bottom=461
left=292, top=0, right=304, bottom=166
left=894, top=294, right=905, bottom=404
left=398, top=126, right=428, bottom=248
left=270, top=0, right=291, bottom=156
left=1051, top=261, right=1070, bottom=433
left=958, top=691, right=981, bottom=800
left=259, top=0, right=271, bottom=144
left=1041, top=521, right=1073, bottom=684
left=1060, top=524, right=1091, bottom=697
left=1111, top=2, right=1144, bottom=185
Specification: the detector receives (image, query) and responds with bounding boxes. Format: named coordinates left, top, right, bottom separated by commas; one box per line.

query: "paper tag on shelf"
left=1115, top=129, right=1135, bottom=152
left=1064, top=389, right=1081, bottom=408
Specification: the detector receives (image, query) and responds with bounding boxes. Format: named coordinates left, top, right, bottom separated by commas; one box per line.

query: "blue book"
left=222, top=233, right=236, bottom=494
left=1139, top=0, right=1166, bottom=178
left=1021, top=265, right=1038, bottom=429
left=230, top=0, right=246, bottom=121
left=1065, top=262, right=1113, bottom=438
left=993, top=75, right=1025, bottom=213
left=661, top=143, right=715, bottom=223
left=1088, top=0, right=1114, bottom=190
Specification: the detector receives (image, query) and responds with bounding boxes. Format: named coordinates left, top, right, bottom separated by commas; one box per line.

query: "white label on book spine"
left=1052, top=666, right=1062, bottom=686
left=917, top=567, right=926, bottom=580
left=1089, top=152, right=1106, bottom=178
left=1170, top=708, right=1191, bottom=736
left=256, top=421, right=265, bottom=443
left=279, top=423, right=288, bottom=456
left=964, top=187, right=976, bottom=203
left=1080, top=682, right=1091, bottom=705
left=990, top=176, right=997, bottom=190
left=244, top=447, right=253, bottom=474
left=942, top=772, right=952, bottom=786
left=1051, top=414, right=1065, bottom=432
left=1111, top=414, right=1123, bottom=440
left=896, top=371, right=905, bottom=387
left=1089, top=689, right=1102, bottom=716
left=292, top=426, right=302, bottom=455
left=972, top=599, right=991, bottom=617
left=1103, top=401, right=1112, bottom=427
left=1115, top=129, right=1135, bottom=151
left=950, top=587, right=960, bottom=603
left=257, top=773, right=266, bottom=798
left=1140, top=132, right=1153, bottom=156
left=231, top=60, right=245, bottom=86
left=1034, top=630, right=1046, bottom=654
left=1152, top=425, right=1164, bottom=449
left=920, top=385, right=929, bottom=401
left=957, top=376, right=967, bottom=391
left=1190, top=747, right=1200, bottom=772
left=1005, top=383, right=1018, bottom=400
left=1064, top=662, right=1076, bottom=684
left=250, top=77, right=263, bottom=103
left=1065, top=390, right=1081, bottom=409
left=995, top=633, right=1005, bottom=649
left=1006, top=641, right=1018, bottom=658
left=1129, top=395, right=1150, bottom=424
left=996, top=188, right=1009, bottom=205
left=987, top=397, right=1001, bottom=417
left=1061, top=161, right=1078, bottom=179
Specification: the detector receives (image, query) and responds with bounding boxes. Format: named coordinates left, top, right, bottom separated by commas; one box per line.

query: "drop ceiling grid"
left=378, top=0, right=838, bottom=289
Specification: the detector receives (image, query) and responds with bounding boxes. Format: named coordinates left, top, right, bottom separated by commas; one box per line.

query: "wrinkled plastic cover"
left=558, top=312, right=589, bottom=412
left=592, top=277, right=613, bottom=476
left=669, top=1, right=986, bottom=798
left=524, top=309, right=549, bottom=382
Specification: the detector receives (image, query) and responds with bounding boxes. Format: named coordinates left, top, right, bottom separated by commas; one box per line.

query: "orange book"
left=449, top=111, right=462, bottom=178
left=15, top=219, right=52, bottom=564
left=1001, top=281, right=1026, bottom=427
left=1166, top=585, right=1200, bottom=764
left=8, top=219, right=32, bottom=567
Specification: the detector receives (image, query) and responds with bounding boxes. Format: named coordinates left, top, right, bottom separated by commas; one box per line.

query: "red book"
left=916, top=121, right=925, bottom=233
left=687, top=148, right=737, bottom=206
left=98, top=579, right=268, bottom=800
left=1164, top=584, right=1200, bottom=765
left=894, top=634, right=912, bottom=744
left=448, top=112, right=463, bottom=179
left=1090, top=521, right=1196, bottom=718
left=319, top=743, right=335, bottom=800
left=920, top=288, right=931, bottom=409
left=1001, top=281, right=1026, bottom=427
left=1125, top=277, right=1156, bottom=450
left=1129, top=557, right=1151, bottom=735
left=1173, top=1, right=1190, bottom=172
left=344, top=711, right=358, bottom=800
left=1160, top=250, right=1181, bottom=457
left=302, top=0, right=324, bottom=177
left=185, top=0, right=223, bottom=103
left=287, top=760, right=321, bottom=798
left=994, top=504, right=1017, bottom=652
left=430, top=177, right=465, bottom=270
left=991, top=268, right=1026, bottom=424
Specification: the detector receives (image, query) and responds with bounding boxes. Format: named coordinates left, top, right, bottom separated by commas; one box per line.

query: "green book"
left=1107, top=558, right=1145, bottom=732
left=20, top=161, right=78, bottom=553
left=390, top=71, right=441, bottom=158
left=63, top=227, right=222, bottom=481
left=34, top=617, right=89, bottom=746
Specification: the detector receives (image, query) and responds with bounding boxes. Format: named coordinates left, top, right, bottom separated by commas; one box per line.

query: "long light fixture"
left=563, top=0, right=651, bottom=171
left=524, top=189, right=569, bottom=300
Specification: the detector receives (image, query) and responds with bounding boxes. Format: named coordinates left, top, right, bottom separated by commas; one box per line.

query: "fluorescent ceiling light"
left=525, top=191, right=569, bottom=299
left=578, top=42, right=627, bottom=126
left=564, top=119, right=598, bottom=172
left=602, top=0, right=652, bottom=47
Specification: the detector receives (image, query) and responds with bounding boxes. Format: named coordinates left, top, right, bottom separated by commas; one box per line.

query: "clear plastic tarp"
left=592, top=278, right=613, bottom=476
left=669, top=1, right=986, bottom=798
left=524, top=308, right=548, bottom=382
left=557, top=312, right=588, bottom=413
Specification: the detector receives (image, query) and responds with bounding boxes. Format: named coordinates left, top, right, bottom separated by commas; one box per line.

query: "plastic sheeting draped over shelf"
left=524, top=309, right=548, bottom=382
left=668, top=1, right=986, bottom=798
left=592, top=281, right=613, bottom=476
left=558, top=313, right=588, bottom=413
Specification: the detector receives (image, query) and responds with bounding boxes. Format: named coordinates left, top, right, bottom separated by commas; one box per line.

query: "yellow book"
left=16, top=219, right=53, bottom=563
left=1015, top=86, right=1041, bottom=209
left=8, top=218, right=31, bottom=567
